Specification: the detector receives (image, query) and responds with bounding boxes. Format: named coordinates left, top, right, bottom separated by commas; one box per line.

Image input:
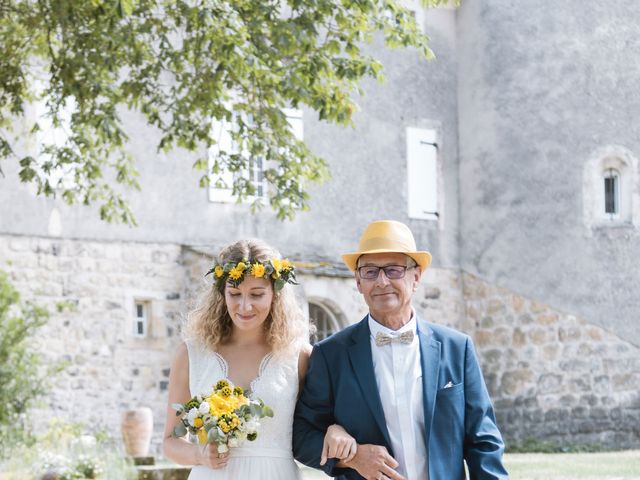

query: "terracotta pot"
left=121, top=407, right=153, bottom=457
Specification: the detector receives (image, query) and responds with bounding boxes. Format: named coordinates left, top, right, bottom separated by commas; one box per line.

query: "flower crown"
left=205, top=258, right=297, bottom=291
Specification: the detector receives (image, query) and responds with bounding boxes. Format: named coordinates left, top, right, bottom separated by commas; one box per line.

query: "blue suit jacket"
left=293, top=316, right=509, bottom=480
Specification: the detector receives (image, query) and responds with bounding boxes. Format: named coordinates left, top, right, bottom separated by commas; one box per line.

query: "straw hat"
left=341, top=220, right=432, bottom=272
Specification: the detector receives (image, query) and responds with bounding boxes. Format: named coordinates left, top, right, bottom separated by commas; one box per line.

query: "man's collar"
left=368, top=310, right=417, bottom=338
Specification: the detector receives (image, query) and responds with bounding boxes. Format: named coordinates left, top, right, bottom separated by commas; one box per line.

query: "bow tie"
left=375, top=330, right=414, bottom=346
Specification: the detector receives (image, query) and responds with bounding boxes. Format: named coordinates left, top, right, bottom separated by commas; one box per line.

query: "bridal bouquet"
left=172, top=379, right=273, bottom=453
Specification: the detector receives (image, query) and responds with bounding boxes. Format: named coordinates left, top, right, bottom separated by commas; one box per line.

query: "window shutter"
left=283, top=108, right=304, bottom=140
left=406, top=127, right=439, bottom=220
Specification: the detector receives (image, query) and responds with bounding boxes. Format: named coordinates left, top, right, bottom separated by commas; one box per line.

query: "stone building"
left=0, top=0, right=638, bottom=454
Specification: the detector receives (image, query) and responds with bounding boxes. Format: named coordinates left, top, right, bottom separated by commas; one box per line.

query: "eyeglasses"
left=357, top=265, right=414, bottom=280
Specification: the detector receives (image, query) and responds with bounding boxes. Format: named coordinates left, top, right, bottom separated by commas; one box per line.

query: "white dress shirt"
left=368, top=314, right=428, bottom=480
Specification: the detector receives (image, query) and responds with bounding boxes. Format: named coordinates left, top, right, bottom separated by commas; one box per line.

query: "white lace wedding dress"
left=185, top=342, right=302, bottom=480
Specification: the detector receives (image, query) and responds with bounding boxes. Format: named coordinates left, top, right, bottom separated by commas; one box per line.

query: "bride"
left=162, top=239, right=355, bottom=479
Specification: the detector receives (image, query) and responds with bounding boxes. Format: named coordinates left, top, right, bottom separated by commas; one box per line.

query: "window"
left=31, top=79, right=77, bottom=191
left=208, top=109, right=303, bottom=203
left=583, top=146, right=638, bottom=228
left=604, top=168, right=620, bottom=218
left=308, top=301, right=341, bottom=342
left=249, top=157, right=266, bottom=198
left=133, top=300, right=149, bottom=337
left=406, top=127, right=439, bottom=220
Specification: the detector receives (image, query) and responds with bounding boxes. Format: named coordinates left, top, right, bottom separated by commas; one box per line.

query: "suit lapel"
left=347, top=317, right=393, bottom=449
left=418, top=317, right=441, bottom=448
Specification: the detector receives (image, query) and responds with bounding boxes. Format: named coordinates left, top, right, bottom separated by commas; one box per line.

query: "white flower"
left=228, top=437, right=240, bottom=448
left=199, top=401, right=210, bottom=414
left=187, top=407, right=199, bottom=426
left=71, top=435, right=97, bottom=450
left=244, top=419, right=259, bottom=432
left=217, top=443, right=229, bottom=453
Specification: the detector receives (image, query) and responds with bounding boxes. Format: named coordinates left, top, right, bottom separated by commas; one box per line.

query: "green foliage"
left=0, top=270, right=56, bottom=456
left=56, top=298, right=79, bottom=313
left=0, top=0, right=450, bottom=223
left=0, top=419, right=138, bottom=479
left=0, top=270, right=64, bottom=458
left=506, top=437, right=604, bottom=454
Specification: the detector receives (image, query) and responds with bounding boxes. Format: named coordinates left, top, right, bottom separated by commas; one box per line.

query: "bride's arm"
left=297, top=343, right=312, bottom=398
left=321, top=424, right=357, bottom=465
left=162, top=343, right=227, bottom=469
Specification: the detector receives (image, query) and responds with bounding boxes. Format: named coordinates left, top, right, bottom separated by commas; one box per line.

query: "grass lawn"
left=300, top=450, right=640, bottom=479
left=504, top=449, right=640, bottom=479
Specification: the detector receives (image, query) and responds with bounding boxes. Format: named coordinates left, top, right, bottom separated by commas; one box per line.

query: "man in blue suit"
left=293, top=220, right=508, bottom=479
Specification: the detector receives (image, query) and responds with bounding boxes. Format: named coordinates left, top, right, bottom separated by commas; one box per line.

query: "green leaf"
left=0, top=0, right=440, bottom=224
left=0, top=271, right=54, bottom=451
left=208, top=427, right=223, bottom=443
left=173, top=423, right=188, bottom=437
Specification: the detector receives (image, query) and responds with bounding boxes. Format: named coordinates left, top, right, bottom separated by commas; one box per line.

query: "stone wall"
left=457, top=0, right=640, bottom=345
left=2, top=232, right=636, bottom=453
left=0, top=234, right=186, bottom=455
left=463, top=273, right=640, bottom=449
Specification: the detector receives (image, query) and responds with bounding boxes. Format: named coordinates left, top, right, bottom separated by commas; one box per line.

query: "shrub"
left=1, top=419, right=138, bottom=479
left=0, top=270, right=53, bottom=456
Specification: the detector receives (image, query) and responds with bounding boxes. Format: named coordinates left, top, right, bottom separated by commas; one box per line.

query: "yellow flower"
left=193, top=417, right=204, bottom=428
left=214, top=265, right=224, bottom=278
left=220, top=386, right=232, bottom=397
left=233, top=386, right=244, bottom=396
left=228, top=267, right=243, bottom=280
left=197, top=428, right=208, bottom=445
left=270, top=259, right=282, bottom=278
left=230, top=415, right=240, bottom=429
left=219, top=420, right=231, bottom=433
left=281, top=259, right=292, bottom=271
left=250, top=263, right=266, bottom=278
left=236, top=262, right=247, bottom=271
left=208, top=393, right=236, bottom=416
left=215, top=380, right=230, bottom=390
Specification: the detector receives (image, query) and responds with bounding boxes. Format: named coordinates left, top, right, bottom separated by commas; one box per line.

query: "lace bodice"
left=186, top=342, right=299, bottom=452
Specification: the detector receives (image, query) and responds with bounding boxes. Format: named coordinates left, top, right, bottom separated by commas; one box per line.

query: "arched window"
left=308, top=301, right=341, bottom=342
left=583, top=147, right=638, bottom=228
left=603, top=168, right=620, bottom=218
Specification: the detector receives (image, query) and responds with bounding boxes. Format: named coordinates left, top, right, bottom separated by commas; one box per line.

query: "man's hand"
left=320, top=424, right=358, bottom=465
left=338, top=443, right=406, bottom=480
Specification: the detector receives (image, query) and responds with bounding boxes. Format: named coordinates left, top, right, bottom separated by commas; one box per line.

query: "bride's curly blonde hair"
left=183, top=239, right=308, bottom=354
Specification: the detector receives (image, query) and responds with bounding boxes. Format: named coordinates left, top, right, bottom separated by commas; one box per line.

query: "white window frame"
left=208, top=108, right=303, bottom=204
left=133, top=300, right=150, bottom=338
left=583, top=146, right=639, bottom=229
left=406, top=127, right=439, bottom=221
